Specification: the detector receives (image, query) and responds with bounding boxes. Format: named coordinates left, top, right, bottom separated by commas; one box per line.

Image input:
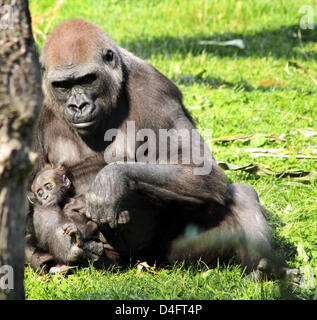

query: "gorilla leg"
left=168, top=183, right=295, bottom=279
left=25, top=234, right=55, bottom=272
left=229, top=183, right=298, bottom=281
left=227, top=183, right=283, bottom=278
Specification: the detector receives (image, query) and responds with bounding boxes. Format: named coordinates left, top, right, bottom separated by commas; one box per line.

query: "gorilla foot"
left=246, top=258, right=299, bottom=287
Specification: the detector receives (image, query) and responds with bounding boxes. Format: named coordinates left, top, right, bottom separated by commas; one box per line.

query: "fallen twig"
left=285, top=60, right=317, bottom=86
left=217, top=160, right=317, bottom=182
left=213, top=133, right=285, bottom=144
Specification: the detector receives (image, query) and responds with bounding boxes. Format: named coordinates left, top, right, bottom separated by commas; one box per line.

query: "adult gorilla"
left=27, top=19, right=293, bottom=279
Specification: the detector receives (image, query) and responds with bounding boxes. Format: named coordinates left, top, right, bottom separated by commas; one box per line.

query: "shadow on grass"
left=172, top=73, right=254, bottom=91
left=172, top=73, right=288, bottom=92
left=172, top=72, right=317, bottom=94
left=122, top=25, right=317, bottom=60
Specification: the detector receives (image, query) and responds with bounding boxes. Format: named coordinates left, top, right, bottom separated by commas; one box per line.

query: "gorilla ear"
left=27, top=192, right=36, bottom=204
left=62, top=175, right=71, bottom=188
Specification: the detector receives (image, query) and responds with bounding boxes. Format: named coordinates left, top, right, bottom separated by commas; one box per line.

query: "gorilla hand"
left=86, top=163, right=131, bottom=229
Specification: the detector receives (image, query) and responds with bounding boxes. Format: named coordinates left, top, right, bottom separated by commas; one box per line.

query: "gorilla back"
left=30, top=19, right=295, bottom=279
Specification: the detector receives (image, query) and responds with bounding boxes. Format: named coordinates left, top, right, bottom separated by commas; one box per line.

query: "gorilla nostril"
left=68, top=104, right=79, bottom=113
left=81, top=103, right=90, bottom=112
left=68, top=102, right=89, bottom=112
left=79, top=102, right=88, bottom=110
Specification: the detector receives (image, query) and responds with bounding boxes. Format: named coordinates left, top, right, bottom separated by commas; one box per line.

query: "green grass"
left=26, top=0, right=317, bottom=300
left=26, top=262, right=283, bottom=300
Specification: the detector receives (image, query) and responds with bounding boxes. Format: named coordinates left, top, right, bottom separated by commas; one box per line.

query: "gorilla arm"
left=86, top=162, right=226, bottom=226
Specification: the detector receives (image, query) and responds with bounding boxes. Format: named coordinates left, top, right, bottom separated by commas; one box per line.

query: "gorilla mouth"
left=72, top=120, right=97, bottom=129
left=68, top=103, right=102, bottom=132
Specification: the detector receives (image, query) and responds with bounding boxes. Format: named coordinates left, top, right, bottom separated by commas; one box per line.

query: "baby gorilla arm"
left=63, top=195, right=99, bottom=239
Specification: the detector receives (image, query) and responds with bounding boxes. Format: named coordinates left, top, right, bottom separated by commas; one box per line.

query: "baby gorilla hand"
left=62, top=223, right=83, bottom=247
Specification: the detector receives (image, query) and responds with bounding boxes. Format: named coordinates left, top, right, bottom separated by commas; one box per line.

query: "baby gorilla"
left=29, top=165, right=102, bottom=265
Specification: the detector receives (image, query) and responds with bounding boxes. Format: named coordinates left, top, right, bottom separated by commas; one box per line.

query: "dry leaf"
left=297, top=129, right=317, bottom=138
left=258, top=79, right=285, bottom=87
left=249, top=153, right=317, bottom=159
left=199, top=39, right=245, bottom=49
left=136, top=261, right=156, bottom=274
left=276, top=169, right=317, bottom=180
left=241, top=148, right=285, bottom=153
left=213, top=133, right=285, bottom=144
left=217, top=161, right=273, bottom=176
left=217, top=160, right=317, bottom=182
left=49, top=265, right=77, bottom=275
left=240, top=148, right=317, bottom=160
left=286, top=60, right=317, bottom=86
left=297, top=115, right=313, bottom=122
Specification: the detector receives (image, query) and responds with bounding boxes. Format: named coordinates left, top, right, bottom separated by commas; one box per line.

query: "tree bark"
left=0, top=0, right=42, bottom=300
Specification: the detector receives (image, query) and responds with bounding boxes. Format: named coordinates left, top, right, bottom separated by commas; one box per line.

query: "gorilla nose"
left=69, top=102, right=89, bottom=112
left=65, top=97, right=96, bottom=125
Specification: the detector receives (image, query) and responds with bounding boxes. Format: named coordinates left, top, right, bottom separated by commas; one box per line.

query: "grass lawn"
left=25, top=0, right=317, bottom=300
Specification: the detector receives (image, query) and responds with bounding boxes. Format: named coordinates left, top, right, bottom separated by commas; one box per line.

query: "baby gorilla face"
left=32, top=169, right=70, bottom=207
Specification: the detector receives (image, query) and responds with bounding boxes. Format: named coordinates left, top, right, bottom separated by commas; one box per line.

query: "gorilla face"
left=41, top=20, right=123, bottom=136
left=31, top=168, right=70, bottom=207
left=51, top=70, right=101, bottom=133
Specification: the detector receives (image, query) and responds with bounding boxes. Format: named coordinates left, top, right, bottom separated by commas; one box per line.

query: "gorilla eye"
left=45, top=183, right=53, bottom=191
left=37, top=189, right=43, bottom=198
left=52, top=80, right=72, bottom=90
left=104, top=50, right=114, bottom=63
left=77, top=73, right=97, bottom=86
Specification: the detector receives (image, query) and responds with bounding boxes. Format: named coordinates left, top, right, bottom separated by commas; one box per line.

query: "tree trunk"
left=0, top=0, right=42, bottom=300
